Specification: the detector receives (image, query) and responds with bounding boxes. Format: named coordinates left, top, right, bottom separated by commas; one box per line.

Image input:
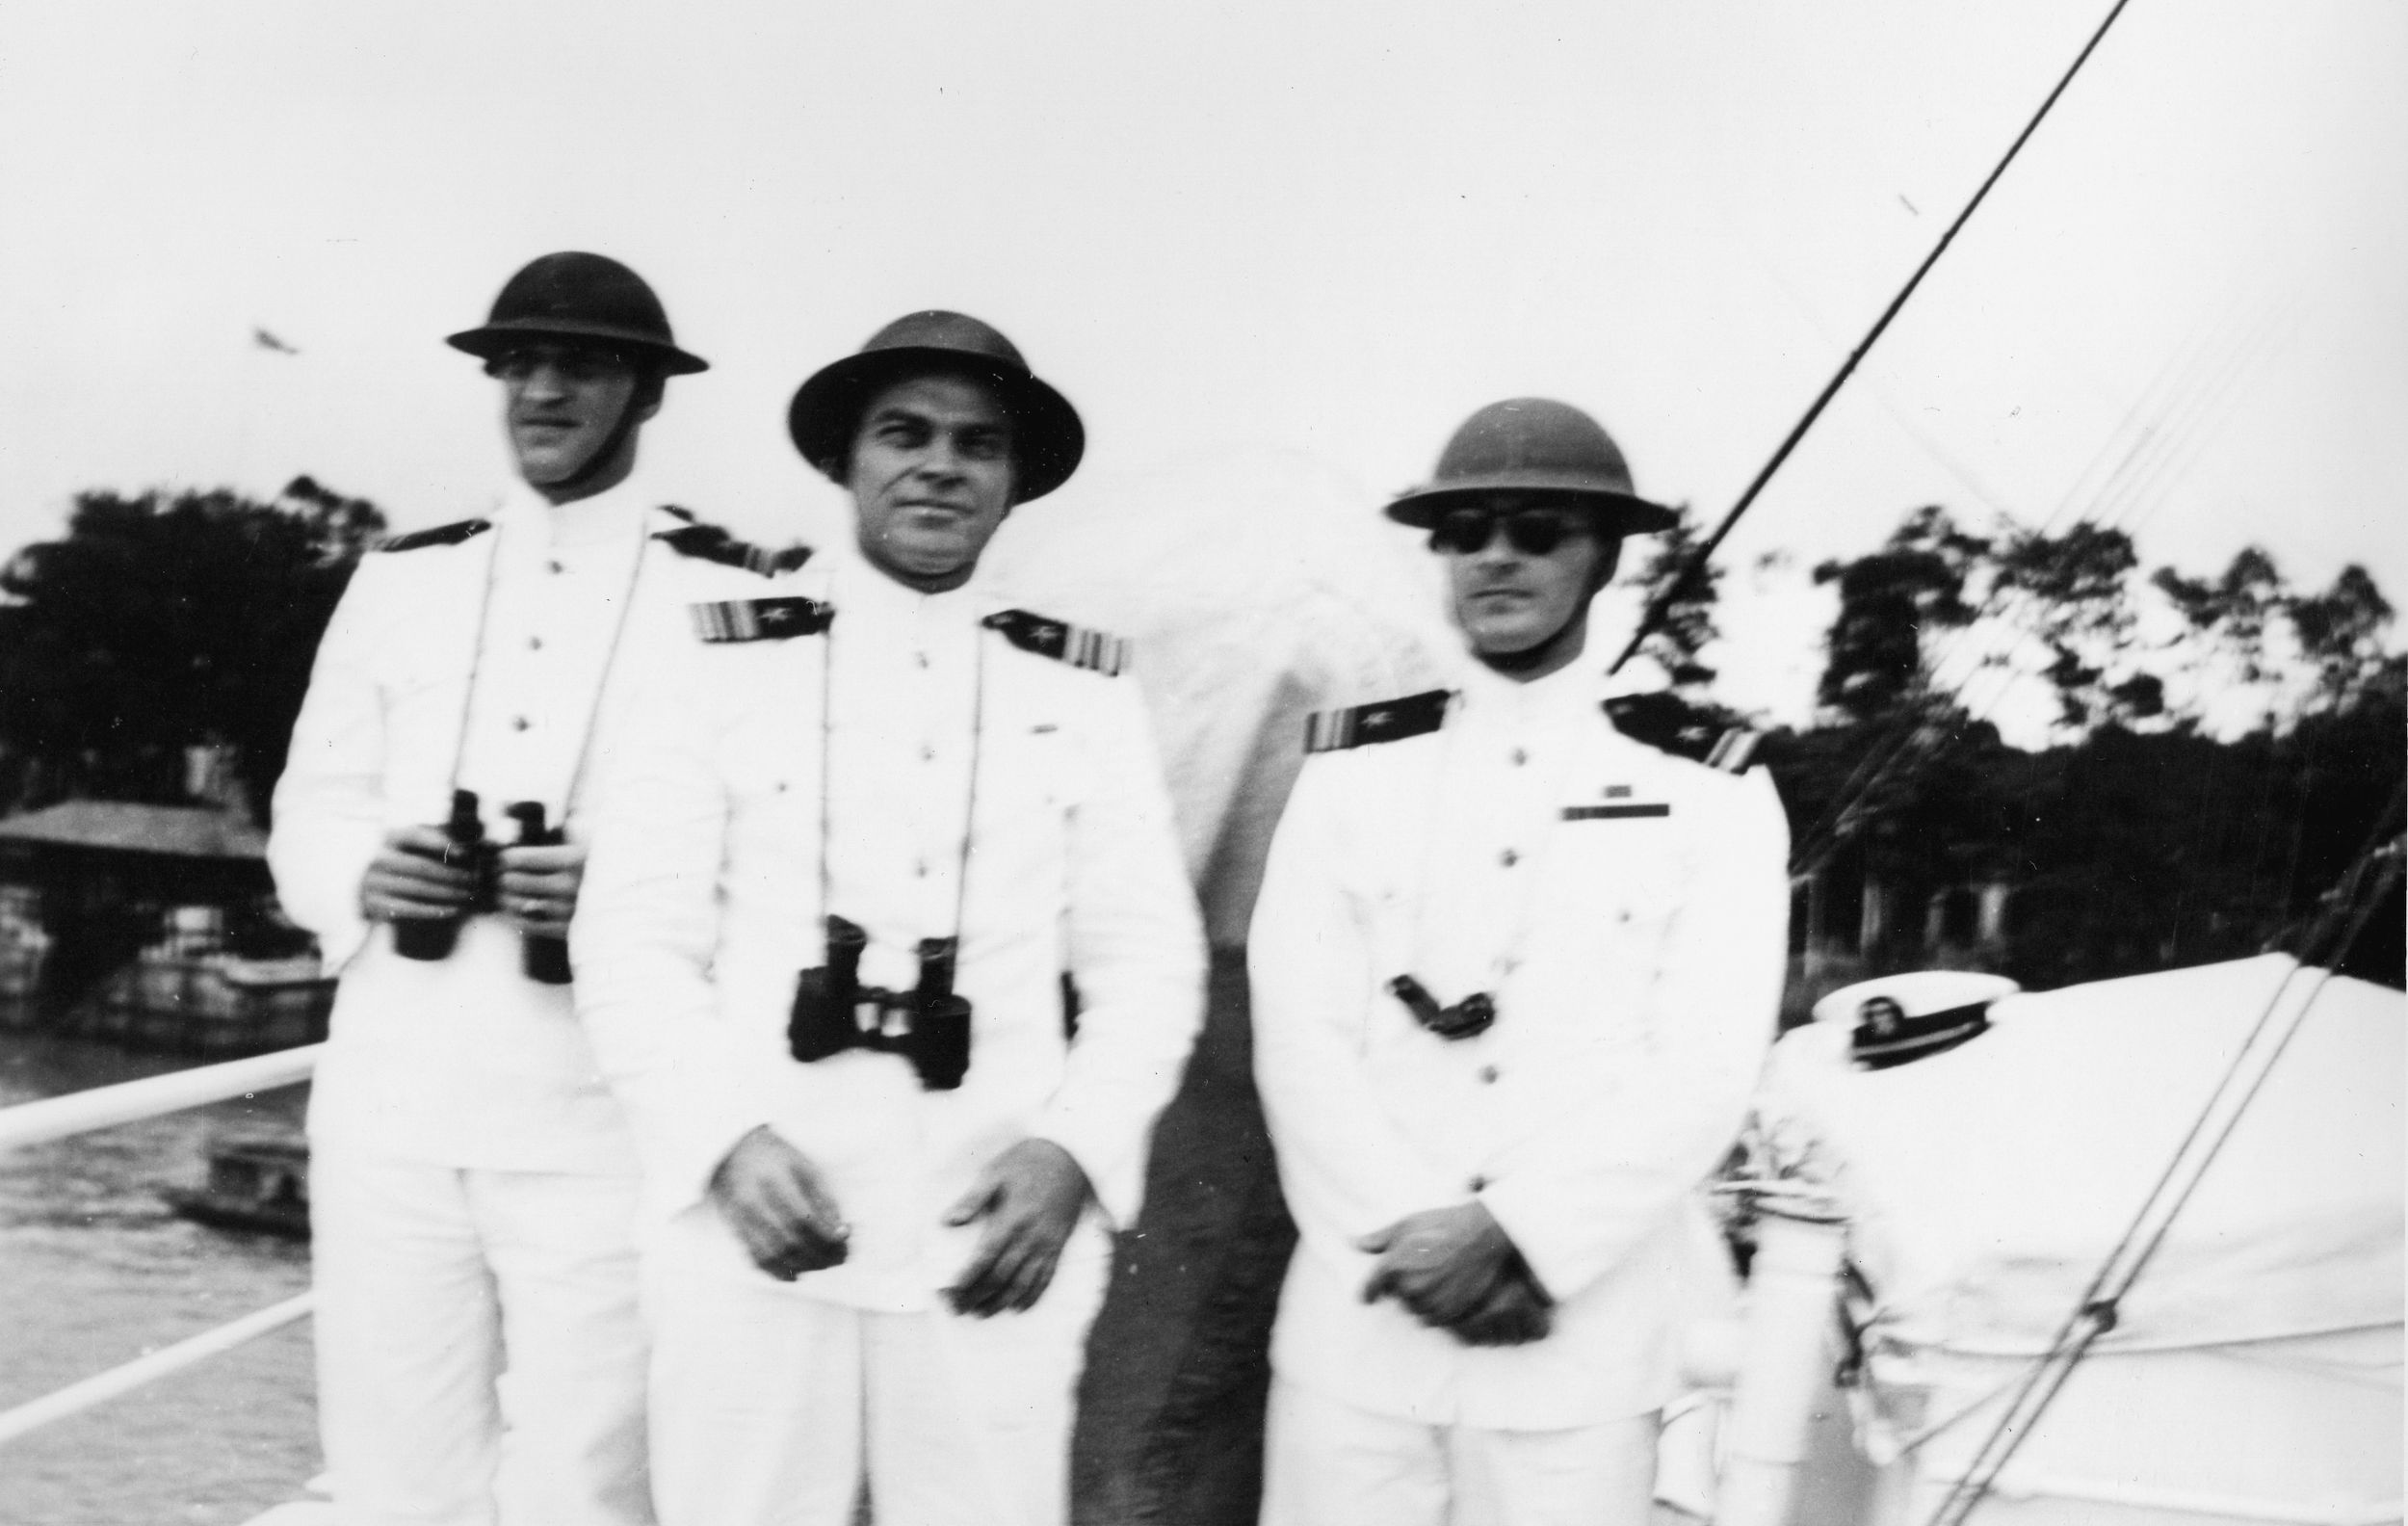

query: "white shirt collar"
left=497, top=468, right=661, bottom=551
left=1453, top=647, right=1609, bottom=728
left=824, top=538, right=993, bottom=621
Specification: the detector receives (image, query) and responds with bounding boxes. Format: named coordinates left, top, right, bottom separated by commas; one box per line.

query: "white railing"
left=0, top=1291, right=315, bottom=1445
left=0, top=1042, right=322, bottom=1153
left=0, top=1043, right=321, bottom=1447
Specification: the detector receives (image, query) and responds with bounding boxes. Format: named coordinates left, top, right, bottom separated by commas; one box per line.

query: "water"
left=0, top=1032, right=318, bottom=1526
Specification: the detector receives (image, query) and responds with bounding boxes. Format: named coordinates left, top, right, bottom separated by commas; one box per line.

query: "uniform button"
left=1478, top=1065, right=1500, bottom=1084
left=914, top=860, right=929, bottom=879
left=510, top=716, right=531, bottom=732
left=1498, top=957, right=1521, bottom=975
left=914, top=651, right=930, bottom=670
left=1618, top=909, right=1634, bottom=925
left=920, top=746, right=936, bottom=762
left=1468, top=1174, right=1489, bottom=1193
left=547, top=559, right=564, bottom=574
left=528, top=636, right=543, bottom=651
left=1500, top=849, right=1519, bottom=868
left=1509, top=749, right=1528, bottom=766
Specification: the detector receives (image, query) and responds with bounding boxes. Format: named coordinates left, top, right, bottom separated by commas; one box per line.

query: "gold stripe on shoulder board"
left=1303, top=689, right=1453, bottom=752
left=982, top=609, right=1129, bottom=676
left=689, top=597, right=835, bottom=643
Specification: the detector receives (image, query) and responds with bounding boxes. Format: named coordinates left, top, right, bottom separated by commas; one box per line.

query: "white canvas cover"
left=1752, top=955, right=2405, bottom=1523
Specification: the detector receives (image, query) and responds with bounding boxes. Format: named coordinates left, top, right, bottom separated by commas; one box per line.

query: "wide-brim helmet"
left=787, top=310, right=1085, bottom=503
left=1385, top=397, right=1677, bottom=534
left=447, top=251, right=708, bottom=376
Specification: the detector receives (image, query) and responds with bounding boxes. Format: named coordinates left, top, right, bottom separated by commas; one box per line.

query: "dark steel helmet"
left=787, top=310, right=1085, bottom=503
left=446, top=251, right=708, bottom=376
left=1385, top=398, right=1677, bottom=534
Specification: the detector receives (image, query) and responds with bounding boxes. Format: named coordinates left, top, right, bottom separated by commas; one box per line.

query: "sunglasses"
left=487, top=346, right=641, bottom=383
left=1427, top=508, right=1591, bottom=558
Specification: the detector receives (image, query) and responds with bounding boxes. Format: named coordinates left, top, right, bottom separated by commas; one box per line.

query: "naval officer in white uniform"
left=270, top=252, right=809, bottom=1526
left=1248, top=399, right=1791, bottom=1526
left=571, top=311, right=1206, bottom=1526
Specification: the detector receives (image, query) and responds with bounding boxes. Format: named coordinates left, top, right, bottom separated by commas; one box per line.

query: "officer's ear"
left=631, top=372, right=667, bottom=425
left=1586, top=532, right=1624, bottom=595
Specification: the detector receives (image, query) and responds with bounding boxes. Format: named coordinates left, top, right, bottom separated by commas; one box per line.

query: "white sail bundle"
left=1746, top=954, right=2403, bottom=1524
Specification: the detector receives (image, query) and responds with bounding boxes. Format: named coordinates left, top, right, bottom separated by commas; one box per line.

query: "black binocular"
left=788, top=915, right=972, bottom=1091
left=1387, top=973, right=1497, bottom=1040
left=389, top=789, right=573, bottom=985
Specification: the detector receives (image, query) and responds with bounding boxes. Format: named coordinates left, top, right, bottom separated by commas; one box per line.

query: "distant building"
left=0, top=797, right=325, bottom=1051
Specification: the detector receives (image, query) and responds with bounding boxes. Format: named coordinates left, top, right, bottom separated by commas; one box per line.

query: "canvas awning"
left=0, top=802, right=268, bottom=861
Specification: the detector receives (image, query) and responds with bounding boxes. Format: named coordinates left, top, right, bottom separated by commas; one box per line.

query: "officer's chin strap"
left=538, top=372, right=653, bottom=500
left=1475, top=608, right=1585, bottom=677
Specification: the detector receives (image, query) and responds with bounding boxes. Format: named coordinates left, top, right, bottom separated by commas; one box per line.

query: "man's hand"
left=1447, top=1256, right=1556, bottom=1348
left=942, top=1138, right=1090, bottom=1317
left=708, top=1126, right=851, bottom=1280
left=1357, top=1200, right=1520, bottom=1332
left=496, top=839, right=586, bottom=939
left=359, top=826, right=482, bottom=924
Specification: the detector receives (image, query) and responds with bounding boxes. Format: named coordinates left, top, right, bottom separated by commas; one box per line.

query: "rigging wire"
left=1787, top=297, right=2291, bottom=877
left=1609, top=0, right=2138, bottom=680
left=1924, top=791, right=2406, bottom=1526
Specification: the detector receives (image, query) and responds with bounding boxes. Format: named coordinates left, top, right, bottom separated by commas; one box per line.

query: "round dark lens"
left=1431, top=510, right=1499, bottom=556
left=1502, top=513, right=1574, bottom=556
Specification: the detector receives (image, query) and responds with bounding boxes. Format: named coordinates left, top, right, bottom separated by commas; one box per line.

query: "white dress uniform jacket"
left=272, top=477, right=810, bottom=1172
left=1249, top=660, right=1790, bottom=1430
left=572, top=548, right=1207, bottom=1308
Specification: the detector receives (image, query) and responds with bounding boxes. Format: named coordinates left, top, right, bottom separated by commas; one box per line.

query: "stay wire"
left=1609, top=0, right=2136, bottom=679
left=1788, top=298, right=2285, bottom=878
left=1924, top=794, right=2406, bottom=1526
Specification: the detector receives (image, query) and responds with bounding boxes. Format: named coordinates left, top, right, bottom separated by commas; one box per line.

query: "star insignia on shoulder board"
left=655, top=514, right=814, bottom=578
left=1303, top=689, right=1453, bottom=752
left=982, top=609, right=1129, bottom=676
left=1602, top=693, right=1764, bottom=774
left=689, top=596, right=834, bottom=642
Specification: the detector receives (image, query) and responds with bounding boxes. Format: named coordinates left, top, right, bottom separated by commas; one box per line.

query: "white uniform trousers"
left=641, top=1206, right=1110, bottom=1526
left=1260, top=1378, right=1660, bottom=1526
left=309, top=1143, right=653, bottom=1526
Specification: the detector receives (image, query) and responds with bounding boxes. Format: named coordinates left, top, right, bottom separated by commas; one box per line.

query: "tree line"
left=1630, top=505, right=2403, bottom=990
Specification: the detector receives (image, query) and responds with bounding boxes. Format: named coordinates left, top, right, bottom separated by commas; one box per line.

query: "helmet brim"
left=1384, top=477, right=1680, bottom=535
left=786, top=347, right=1085, bottom=504
left=447, top=318, right=709, bottom=376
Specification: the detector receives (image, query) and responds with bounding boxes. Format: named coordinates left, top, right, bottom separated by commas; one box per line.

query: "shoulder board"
left=1304, top=689, right=1453, bottom=753
left=1602, top=695, right=1763, bottom=774
left=655, top=521, right=814, bottom=578
left=689, top=596, right=834, bottom=643
left=374, top=518, right=491, bottom=553
left=982, top=609, right=1127, bottom=676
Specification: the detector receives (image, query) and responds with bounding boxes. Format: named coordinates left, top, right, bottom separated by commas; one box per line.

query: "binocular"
left=389, top=789, right=573, bottom=985
left=1387, top=973, right=1497, bottom=1040
left=788, top=914, right=972, bottom=1091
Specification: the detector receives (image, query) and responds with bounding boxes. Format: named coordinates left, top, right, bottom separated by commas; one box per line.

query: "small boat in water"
left=165, top=1129, right=309, bottom=1240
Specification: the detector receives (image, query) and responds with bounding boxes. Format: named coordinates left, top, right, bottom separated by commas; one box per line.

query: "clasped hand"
left=943, top=1138, right=1090, bottom=1317
left=1357, top=1200, right=1554, bottom=1347
left=710, top=1126, right=851, bottom=1280
left=359, top=827, right=584, bottom=938
left=710, top=1132, right=1089, bottom=1316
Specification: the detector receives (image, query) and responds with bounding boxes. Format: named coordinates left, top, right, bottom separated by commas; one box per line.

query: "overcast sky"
left=1, top=1, right=2399, bottom=729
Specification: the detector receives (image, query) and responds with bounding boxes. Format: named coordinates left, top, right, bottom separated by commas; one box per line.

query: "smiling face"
left=846, top=372, right=1017, bottom=592
left=1435, top=494, right=1621, bottom=680
left=494, top=342, right=657, bottom=502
